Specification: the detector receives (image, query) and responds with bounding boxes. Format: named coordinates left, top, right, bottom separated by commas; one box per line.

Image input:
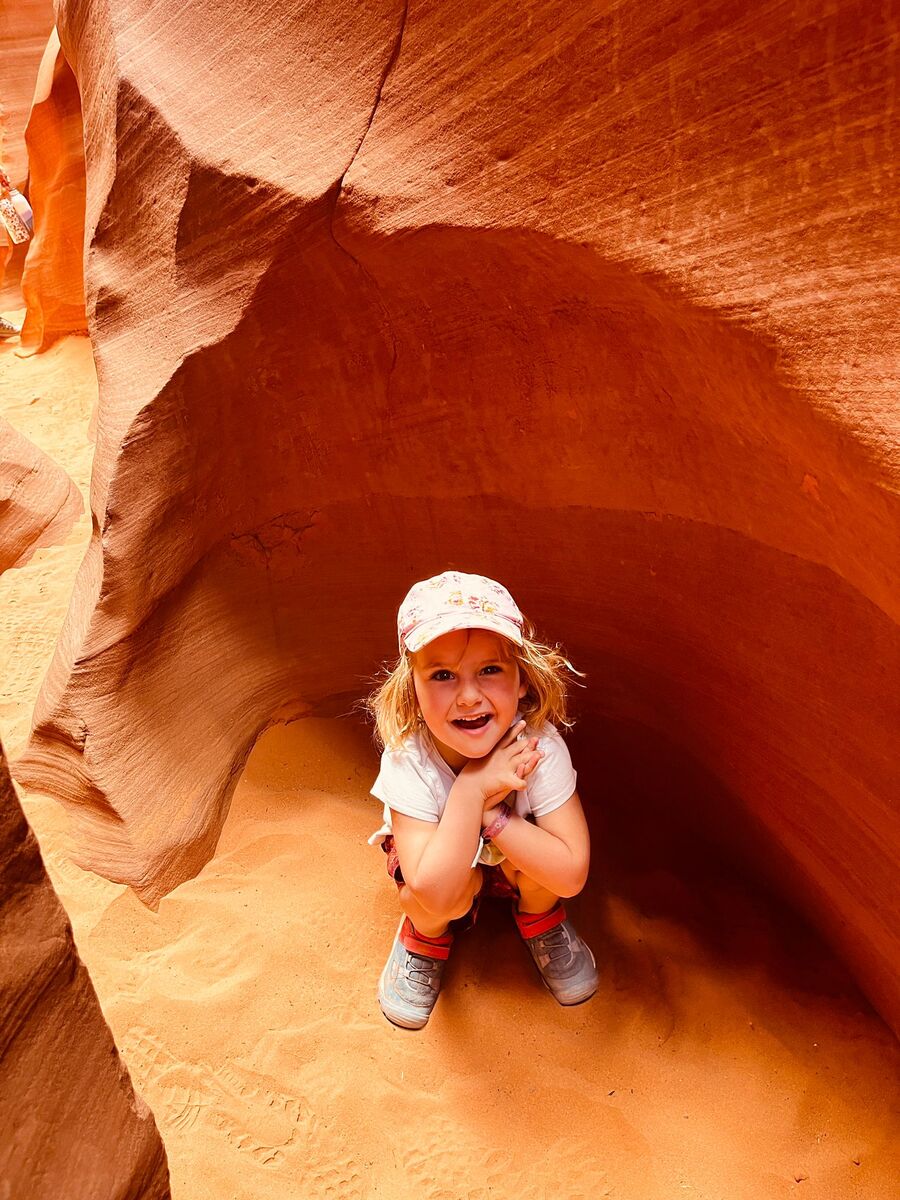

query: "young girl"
left=367, top=571, right=597, bottom=1029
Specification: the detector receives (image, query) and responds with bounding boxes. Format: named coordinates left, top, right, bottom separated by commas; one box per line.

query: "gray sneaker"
left=378, top=917, right=451, bottom=1029
left=0, top=317, right=21, bottom=339
left=520, top=910, right=598, bottom=1006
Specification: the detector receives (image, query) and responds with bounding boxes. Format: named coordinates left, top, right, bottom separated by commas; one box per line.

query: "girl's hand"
left=459, top=720, right=543, bottom=808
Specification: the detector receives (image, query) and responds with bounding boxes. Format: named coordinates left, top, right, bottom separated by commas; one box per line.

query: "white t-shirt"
left=368, top=718, right=577, bottom=867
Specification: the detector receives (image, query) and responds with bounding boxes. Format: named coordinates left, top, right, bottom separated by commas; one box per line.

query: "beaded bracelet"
left=482, top=801, right=513, bottom=844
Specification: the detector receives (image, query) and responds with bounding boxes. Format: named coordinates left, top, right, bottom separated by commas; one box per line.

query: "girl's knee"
left=515, top=870, right=562, bottom=908
left=446, top=867, right=482, bottom=920
left=401, top=868, right=481, bottom=925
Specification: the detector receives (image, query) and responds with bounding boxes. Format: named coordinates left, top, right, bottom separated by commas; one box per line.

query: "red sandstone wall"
left=0, top=739, right=170, bottom=1198
left=13, top=1, right=900, bottom=1038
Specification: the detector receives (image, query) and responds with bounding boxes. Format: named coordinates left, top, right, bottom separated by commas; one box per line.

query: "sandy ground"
left=2, top=333, right=900, bottom=1200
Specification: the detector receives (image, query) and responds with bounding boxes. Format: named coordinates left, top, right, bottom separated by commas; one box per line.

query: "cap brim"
left=404, top=613, right=524, bottom=654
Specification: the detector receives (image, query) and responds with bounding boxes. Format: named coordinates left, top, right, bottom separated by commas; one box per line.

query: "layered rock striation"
left=14, top=0, right=900, bottom=1035
left=0, top=739, right=169, bottom=1197
left=0, top=0, right=54, bottom=184
left=0, top=415, right=81, bottom=573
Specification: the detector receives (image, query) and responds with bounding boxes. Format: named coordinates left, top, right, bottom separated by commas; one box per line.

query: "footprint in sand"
left=121, top=1028, right=304, bottom=1166
left=115, top=948, right=173, bottom=1004
left=121, top=1028, right=365, bottom=1191
left=400, top=1131, right=514, bottom=1200
left=400, top=1126, right=611, bottom=1200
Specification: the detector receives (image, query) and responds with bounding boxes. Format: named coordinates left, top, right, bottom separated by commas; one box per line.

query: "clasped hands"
left=457, top=719, right=543, bottom=827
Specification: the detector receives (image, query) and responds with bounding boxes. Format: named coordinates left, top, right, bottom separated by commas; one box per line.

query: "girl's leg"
left=379, top=869, right=483, bottom=1030
left=498, top=860, right=559, bottom=914
left=398, top=866, right=482, bottom=936
left=498, top=861, right=598, bottom=1006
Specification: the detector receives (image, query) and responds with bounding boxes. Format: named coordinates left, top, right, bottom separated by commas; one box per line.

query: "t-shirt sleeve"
left=525, top=725, right=578, bottom=818
left=370, top=746, right=441, bottom=823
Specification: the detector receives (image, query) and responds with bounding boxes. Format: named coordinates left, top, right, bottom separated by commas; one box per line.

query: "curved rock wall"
left=0, top=739, right=169, bottom=1198
left=20, top=28, right=89, bottom=351
left=0, top=0, right=54, bottom=302
left=0, top=415, right=81, bottom=573
left=13, top=0, right=900, bottom=1035
left=0, top=0, right=54, bottom=184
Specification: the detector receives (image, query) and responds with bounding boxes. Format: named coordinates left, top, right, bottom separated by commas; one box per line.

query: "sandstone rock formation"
left=0, top=0, right=54, bottom=301
left=0, top=738, right=170, bottom=1198
left=19, top=28, right=89, bottom=351
left=0, top=415, right=81, bottom=572
left=0, top=0, right=54, bottom=184
left=14, top=0, right=900, bottom=1043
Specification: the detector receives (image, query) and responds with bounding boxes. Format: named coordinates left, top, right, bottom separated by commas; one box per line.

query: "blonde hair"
left=365, top=619, right=583, bottom=750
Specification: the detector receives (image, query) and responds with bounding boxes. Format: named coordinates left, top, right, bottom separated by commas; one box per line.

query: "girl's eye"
left=480, top=664, right=503, bottom=675
left=430, top=670, right=454, bottom=682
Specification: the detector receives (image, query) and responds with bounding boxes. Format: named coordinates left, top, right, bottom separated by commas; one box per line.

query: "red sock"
left=514, top=902, right=566, bottom=939
left=400, top=916, right=454, bottom=960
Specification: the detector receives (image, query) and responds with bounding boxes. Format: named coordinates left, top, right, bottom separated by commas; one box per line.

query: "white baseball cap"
left=398, top=571, right=525, bottom=654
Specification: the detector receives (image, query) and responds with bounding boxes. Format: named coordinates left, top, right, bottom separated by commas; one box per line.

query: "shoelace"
left=405, top=952, right=443, bottom=992
left=535, top=926, right=575, bottom=964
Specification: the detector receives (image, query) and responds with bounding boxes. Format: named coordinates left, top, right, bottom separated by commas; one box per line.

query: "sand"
left=1, top=334, right=899, bottom=1200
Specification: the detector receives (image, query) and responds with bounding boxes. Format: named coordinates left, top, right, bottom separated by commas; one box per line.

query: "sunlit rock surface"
left=0, top=415, right=81, bottom=572
left=0, top=0, right=54, bottom=299
left=0, top=0, right=54, bottom=183
left=14, top=0, right=899, bottom=1038
left=19, top=28, right=88, bottom=351
left=0, top=740, right=170, bottom=1198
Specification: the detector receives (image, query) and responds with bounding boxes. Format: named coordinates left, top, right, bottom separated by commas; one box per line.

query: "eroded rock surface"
left=0, top=0, right=54, bottom=301
left=0, top=0, right=54, bottom=183
left=19, top=28, right=88, bottom=351
left=0, top=414, right=81, bottom=572
left=14, top=0, right=900, bottom=1038
left=0, top=738, right=169, bottom=1198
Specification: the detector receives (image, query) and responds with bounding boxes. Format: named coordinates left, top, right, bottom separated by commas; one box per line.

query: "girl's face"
left=411, top=628, right=527, bottom=771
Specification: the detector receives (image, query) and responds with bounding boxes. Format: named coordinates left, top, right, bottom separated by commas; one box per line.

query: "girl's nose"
left=457, top=678, right=482, bottom=706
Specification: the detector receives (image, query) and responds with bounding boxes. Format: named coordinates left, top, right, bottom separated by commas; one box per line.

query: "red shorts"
left=381, top=835, right=518, bottom=929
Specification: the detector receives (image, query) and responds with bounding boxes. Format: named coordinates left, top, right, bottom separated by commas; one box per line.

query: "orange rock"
left=19, top=28, right=88, bottom=351
left=0, top=0, right=54, bottom=302
left=14, top=0, right=900, bottom=1047
left=0, top=415, right=81, bottom=573
left=0, top=0, right=53, bottom=185
left=0, top=740, right=170, bottom=1196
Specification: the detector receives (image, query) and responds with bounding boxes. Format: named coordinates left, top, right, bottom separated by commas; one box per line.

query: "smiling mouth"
left=452, top=714, right=492, bottom=730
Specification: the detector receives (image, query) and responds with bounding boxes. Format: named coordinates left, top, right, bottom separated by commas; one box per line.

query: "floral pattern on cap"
left=398, top=571, right=525, bottom=653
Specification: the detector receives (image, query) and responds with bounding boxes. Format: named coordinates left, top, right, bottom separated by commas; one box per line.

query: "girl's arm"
left=484, top=792, right=590, bottom=899
left=391, top=725, right=544, bottom=915
left=390, top=775, right=485, bottom=915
